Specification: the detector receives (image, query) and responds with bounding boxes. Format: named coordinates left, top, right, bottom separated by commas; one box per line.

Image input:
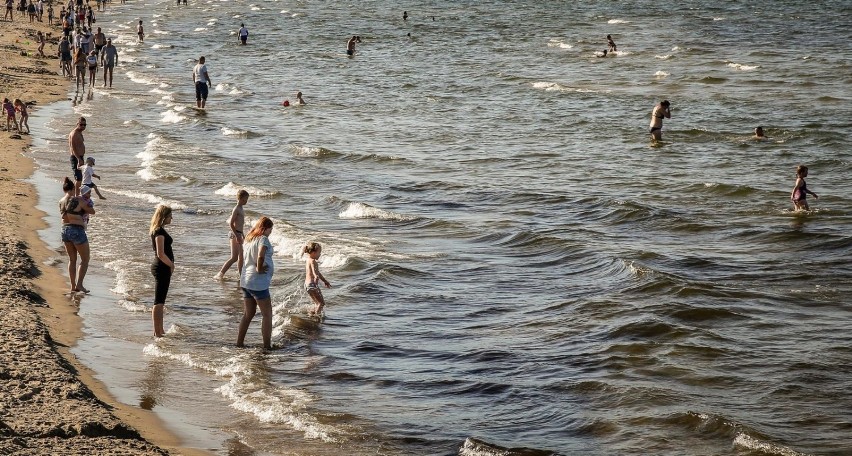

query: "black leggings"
left=151, top=263, right=172, bottom=304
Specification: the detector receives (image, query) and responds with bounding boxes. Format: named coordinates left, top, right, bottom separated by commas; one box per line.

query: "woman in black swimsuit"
left=149, top=205, right=174, bottom=337
left=60, top=176, right=94, bottom=293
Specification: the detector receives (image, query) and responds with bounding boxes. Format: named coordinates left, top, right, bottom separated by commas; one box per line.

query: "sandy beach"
left=0, top=16, right=206, bottom=455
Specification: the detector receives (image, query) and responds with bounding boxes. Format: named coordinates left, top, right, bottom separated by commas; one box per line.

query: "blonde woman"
left=149, top=205, right=174, bottom=337
left=237, top=216, right=274, bottom=349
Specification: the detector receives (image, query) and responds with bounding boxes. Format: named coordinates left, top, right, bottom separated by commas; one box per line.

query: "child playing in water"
left=790, top=165, right=818, bottom=211
left=80, top=185, right=95, bottom=225
left=13, top=99, right=28, bottom=134
left=303, top=242, right=331, bottom=316
left=78, top=156, right=106, bottom=199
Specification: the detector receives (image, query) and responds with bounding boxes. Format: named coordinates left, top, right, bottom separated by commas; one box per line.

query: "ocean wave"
left=727, top=62, right=759, bottom=71
left=289, top=145, right=342, bottom=158
left=150, top=44, right=173, bottom=49
left=654, top=71, right=670, bottom=78
left=338, top=202, right=417, bottom=221
left=215, top=82, right=249, bottom=95
left=655, top=54, right=672, bottom=60
left=108, top=188, right=187, bottom=210
left=103, top=259, right=135, bottom=296
left=215, top=182, right=279, bottom=197
left=125, top=71, right=157, bottom=85
left=531, top=81, right=605, bottom=94
left=221, top=127, right=258, bottom=138
left=607, top=19, right=630, bottom=24
left=733, top=434, right=810, bottom=456
left=546, top=39, right=573, bottom=49
left=459, top=437, right=555, bottom=456
left=160, top=109, right=186, bottom=124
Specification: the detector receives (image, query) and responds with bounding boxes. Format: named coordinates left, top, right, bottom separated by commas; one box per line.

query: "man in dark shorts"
left=101, top=38, right=117, bottom=87
left=68, top=117, right=87, bottom=196
left=93, top=26, right=106, bottom=56
left=192, top=56, right=212, bottom=108
left=346, top=35, right=357, bottom=56
left=59, top=35, right=72, bottom=77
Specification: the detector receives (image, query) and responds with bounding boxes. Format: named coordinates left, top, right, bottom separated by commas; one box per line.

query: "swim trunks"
left=346, top=49, right=353, bottom=56
left=649, top=127, right=661, bottom=133
left=228, top=230, right=243, bottom=240
left=305, top=282, right=321, bottom=293
left=195, top=81, right=209, bottom=101
left=70, top=155, right=84, bottom=181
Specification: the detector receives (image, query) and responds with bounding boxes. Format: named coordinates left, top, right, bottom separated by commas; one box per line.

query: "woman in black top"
left=60, top=176, right=94, bottom=293
left=149, top=205, right=174, bottom=337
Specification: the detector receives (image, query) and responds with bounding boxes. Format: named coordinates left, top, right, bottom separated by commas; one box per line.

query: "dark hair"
left=661, top=100, right=670, bottom=107
left=62, top=177, right=74, bottom=192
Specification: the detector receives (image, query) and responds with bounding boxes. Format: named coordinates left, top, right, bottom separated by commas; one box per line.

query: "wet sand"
left=0, top=17, right=207, bottom=455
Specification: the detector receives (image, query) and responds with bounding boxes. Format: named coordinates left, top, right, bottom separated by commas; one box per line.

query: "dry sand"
left=1, top=15, right=208, bottom=456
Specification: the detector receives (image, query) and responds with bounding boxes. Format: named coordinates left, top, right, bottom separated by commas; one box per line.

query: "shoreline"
left=0, top=17, right=208, bottom=455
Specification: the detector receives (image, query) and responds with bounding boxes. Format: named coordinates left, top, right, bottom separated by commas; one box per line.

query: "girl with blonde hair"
left=149, top=205, right=174, bottom=337
left=303, top=241, right=331, bottom=316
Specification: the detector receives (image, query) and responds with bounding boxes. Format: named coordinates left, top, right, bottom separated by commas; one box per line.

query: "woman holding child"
left=60, top=176, right=94, bottom=293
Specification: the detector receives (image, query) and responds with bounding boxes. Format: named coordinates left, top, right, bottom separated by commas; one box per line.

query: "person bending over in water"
left=346, top=35, right=357, bottom=56
left=303, top=242, right=331, bottom=317
left=607, top=34, right=617, bottom=52
left=649, top=100, right=671, bottom=141
left=790, top=165, right=818, bottom=212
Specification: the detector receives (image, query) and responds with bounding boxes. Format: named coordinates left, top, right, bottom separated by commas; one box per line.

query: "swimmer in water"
left=754, top=126, right=766, bottom=139
left=649, top=100, right=671, bottom=141
left=607, top=34, right=617, bottom=52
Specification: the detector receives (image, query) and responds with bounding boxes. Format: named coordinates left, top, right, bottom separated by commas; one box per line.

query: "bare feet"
left=74, top=286, right=90, bottom=294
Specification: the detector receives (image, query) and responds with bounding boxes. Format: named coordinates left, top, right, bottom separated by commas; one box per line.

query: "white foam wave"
left=126, top=71, right=157, bottom=85
left=153, top=30, right=169, bottom=34
left=733, top=434, right=810, bottom=456
left=104, top=259, right=134, bottom=296
left=671, top=46, right=681, bottom=51
left=608, top=19, right=630, bottom=24
left=654, top=71, right=670, bottom=78
left=655, top=54, right=672, bottom=60
left=727, top=62, right=759, bottom=71
left=546, top=39, right=573, bottom=49
left=151, top=44, right=173, bottom=49
left=221, top=127, right=249, bottom=137
left=109, top=188, right=187, bottom=210
left=160, top=109, right=186, bottom=124
left=339, top=202, right=415, bottom=221
left=215, top=182, right=278, bottom=197
left=194, top=27, right=208, bottom=32
left=713, top=17, right=725, bottom=21
left=119, top=299, right=148, bottom=312
left=531, top=81, right=603, bottom=94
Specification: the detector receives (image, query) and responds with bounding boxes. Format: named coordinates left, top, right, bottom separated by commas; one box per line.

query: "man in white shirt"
left=192, top=56, right=212, bottom=108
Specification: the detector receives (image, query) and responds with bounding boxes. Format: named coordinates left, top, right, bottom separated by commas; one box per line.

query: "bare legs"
left=236, top=296, right=272, bottom=349
left=63, top=240, right=89, bottom=292
left=152, top=304, right=165, bottom=337
left=217, top=236, right=243, bottom=278
left=307, top=289, right=326, bottom=316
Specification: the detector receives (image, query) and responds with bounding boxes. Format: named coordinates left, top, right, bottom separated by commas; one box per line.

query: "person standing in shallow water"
left=649, top=100, right=671, bottom=141
left=60, top=176, right=94, bottom=294
left=149, top=205, right=174, bottom=338
left=790, top=165, right=818, bottom=212
left=193, top=55, right=212, bottom=108
left=215, top=190, right=248, bottom=280
left=238, top=217, right=275, bottom=350
left=238, top=23, right=248, bottom=45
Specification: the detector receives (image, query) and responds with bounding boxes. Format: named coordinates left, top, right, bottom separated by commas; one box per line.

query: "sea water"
left=28, top=0, right=852, bottom=454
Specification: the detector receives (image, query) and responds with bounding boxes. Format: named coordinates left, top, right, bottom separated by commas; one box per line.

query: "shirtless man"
left=101, top=38, right=118, bottom=87
left=346, top=35, right=357, bottom=56
left=215, top=190, right=249, bottom=280
left=649, top=100, right=671, bottom=141
left=68, top=117, right=87, bottom=195
left=92, top=26, right=106, bottom=56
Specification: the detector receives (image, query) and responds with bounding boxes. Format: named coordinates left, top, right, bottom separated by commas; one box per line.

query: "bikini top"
left=60, top=196, right=86, bottom=217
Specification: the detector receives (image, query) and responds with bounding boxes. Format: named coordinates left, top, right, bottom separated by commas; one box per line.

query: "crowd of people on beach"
left=43, top=7, right=820, bottom=349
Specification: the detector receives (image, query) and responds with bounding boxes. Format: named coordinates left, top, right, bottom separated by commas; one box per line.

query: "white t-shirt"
left=194, top=63, right=209, bottom=84
left=81, top=164, right=94, bottom=185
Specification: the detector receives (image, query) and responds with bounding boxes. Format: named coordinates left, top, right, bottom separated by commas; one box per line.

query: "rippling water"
left=29, top=0, right=852, bottom=454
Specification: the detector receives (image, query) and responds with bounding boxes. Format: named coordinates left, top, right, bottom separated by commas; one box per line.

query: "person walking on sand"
left=5, top=0, right=14, bottom=21
left=3, top=98, right=19, bottom=133
left=237, top=216, right=275, bottom=350
left=101, top=38, right=117, bottom=87
left=238, top=23, right=248, bottom=45
left=14, top=99, right=29, bottom=134
left=59, top=36, right=72, bottom=77
left=150, top=204, right=174, bottom=338
left=649, top=100, right=671, bottom=141
left=215, top=189, right=248, bottom=280
left=303, top=242, right=331, bottom=317
left=36, top=30, right=46, bottom=56
left=60, top=176, right=94, bottom=294
left=68, top=116, right=87, bottom=195
left=790, top=165, right=818, bottom=212
left=73, top=47, right=87, bottom=89
left=193, top=55, right=212, bottom=108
